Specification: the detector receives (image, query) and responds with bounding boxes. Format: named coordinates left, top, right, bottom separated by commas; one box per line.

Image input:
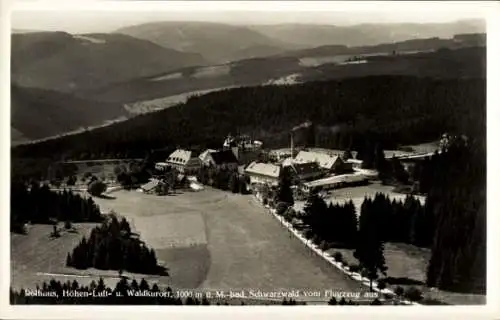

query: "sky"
left=10, top=1, right=492, bottom=34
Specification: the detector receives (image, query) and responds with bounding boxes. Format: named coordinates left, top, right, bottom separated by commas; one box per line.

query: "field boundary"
left=254, top=195, right=418, bottom=305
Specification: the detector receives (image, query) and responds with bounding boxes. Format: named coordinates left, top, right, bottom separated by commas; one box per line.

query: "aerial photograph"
left=6, top=1, right=488, bottom=309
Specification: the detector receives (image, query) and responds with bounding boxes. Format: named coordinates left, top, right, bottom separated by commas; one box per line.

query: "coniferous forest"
left=12, top=76, right=485, bottom=163
left=425, top=138, right=486, bottom=294
left=10, top=182, right=103, bottom=232
left=67, top=214, right=166, bottom=275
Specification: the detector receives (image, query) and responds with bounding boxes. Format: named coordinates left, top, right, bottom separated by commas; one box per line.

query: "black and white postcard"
left=1, top=1, right=499, bottom=319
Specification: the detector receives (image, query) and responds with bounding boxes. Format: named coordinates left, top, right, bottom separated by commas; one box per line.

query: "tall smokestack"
left=290, top=132, right=294, bottom=158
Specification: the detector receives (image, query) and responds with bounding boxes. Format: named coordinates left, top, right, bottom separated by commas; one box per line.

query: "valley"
left=8, top=15, right=488, bottom=308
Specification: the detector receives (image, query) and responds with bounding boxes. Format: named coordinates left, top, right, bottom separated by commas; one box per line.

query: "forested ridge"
left=12, top=76, right=485, bottom=163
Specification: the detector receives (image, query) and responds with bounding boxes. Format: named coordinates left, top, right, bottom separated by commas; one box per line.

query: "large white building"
left=244, top=161, right=281, bottom=188
left=294, top=150, right=346, bottom=173
left=165, top=149, right=202, bottom=175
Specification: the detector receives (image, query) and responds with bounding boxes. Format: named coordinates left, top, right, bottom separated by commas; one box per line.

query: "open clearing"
left=87, top=188, right=369, bottom=302
left=124, top=86, right=237, bottom=114
left=12, top=183, right=482, bottom=304
left=326, top=242, right=485, bottom=305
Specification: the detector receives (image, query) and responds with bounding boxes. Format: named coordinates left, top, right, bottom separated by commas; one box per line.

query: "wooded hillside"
left=12, top=75, right=485, bottom=164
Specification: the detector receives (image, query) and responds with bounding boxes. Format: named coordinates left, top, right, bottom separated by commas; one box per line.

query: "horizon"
left=10, top=17, right=487, bottom=35
left=10, top=1, right=490, bottom=34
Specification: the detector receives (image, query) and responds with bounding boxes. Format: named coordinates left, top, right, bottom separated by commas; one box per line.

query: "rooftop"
left=288, top=161, right=322, bottom=176
left=167, top=149, right=194, bottom=164
left=245, top=161, right=281, bottom=178
left=303, top=173, right=368, bottom=188
left=295, top=150, right=342, bottom=170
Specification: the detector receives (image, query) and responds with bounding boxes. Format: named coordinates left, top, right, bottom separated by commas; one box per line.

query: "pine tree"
left=66, top=253, right=72, bottom=267
left=228, top=173, right=240, bottom=193
left=355, top=197, right=388, bottom=290
left=302, top=190, right=327, bottom=231
left=275, top=166, right=294, bottom=206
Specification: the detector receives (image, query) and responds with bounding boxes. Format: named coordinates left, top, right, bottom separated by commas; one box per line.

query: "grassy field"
left=11, top=223, right=109, bottom=290
left=326, top=242, right=485, bottom=305
left=87, top=188, right=370, bottom=303
left=12, top=181, right=482, bottom=305
left=123, top=86, right=237, bottom=114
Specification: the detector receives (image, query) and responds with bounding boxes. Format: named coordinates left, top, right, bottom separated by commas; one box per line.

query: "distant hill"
left=11, top=84, right=129, bottom=143
left=11, top=31, right=208, bottom=93
left=249, top=19, right=486, bottom=48
left=281, top=33, right=486, bottom=57
left=114, top=21, right=301, bottom=64
left=299, top=46, right=486, bottom=83
left=80, top=46, right=485, bottom=106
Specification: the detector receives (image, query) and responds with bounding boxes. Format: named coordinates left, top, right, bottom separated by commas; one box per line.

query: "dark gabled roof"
left=210, top=149, right=238, bottom=165
left=290, top=162, right=322, bottom=176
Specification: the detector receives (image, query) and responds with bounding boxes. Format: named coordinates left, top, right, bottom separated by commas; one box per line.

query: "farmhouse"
left=199, top=149, right=239, bottom=170
left=166, top=149, right=202, bottom=175
left=294, top=150, right=346, bottom=173
left=244, top=161, right=281, bottom=188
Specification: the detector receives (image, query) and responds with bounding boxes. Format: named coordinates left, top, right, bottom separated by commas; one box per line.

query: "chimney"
left=290, top=132, right=294, bottom=158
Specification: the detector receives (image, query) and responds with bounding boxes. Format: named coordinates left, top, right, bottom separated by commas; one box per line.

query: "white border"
left=1, top=1, right=500, bottom=320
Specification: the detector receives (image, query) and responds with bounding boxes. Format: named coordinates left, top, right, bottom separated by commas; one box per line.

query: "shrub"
left=275, top=202, right=289, bottom=216
left=49, top=225, right=60, bottom=238
left=370, top=298, right=382, bottom=305
left=328, top=297, right=338, bottom=305
left=395, top=286, right=405, bottom=296
left=64, top=220, right=72, bottom=230
left=312, top=234, right=321, bottom=245
left=333, top=252, right=343, bottom=262
left=66, top=176, right=77, bottom=186
left=88, top=180, right=107, bottom=196
left=319, top=240, right=331, bottom=251
left=349, top=264, right=361, bottom=273
left=404, top=287, right=423, bottom=302
left=377, top=280, right=387, bottom=290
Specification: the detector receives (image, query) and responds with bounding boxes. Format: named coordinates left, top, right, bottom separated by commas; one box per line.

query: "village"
left=142, top=131, right=436, bottom=207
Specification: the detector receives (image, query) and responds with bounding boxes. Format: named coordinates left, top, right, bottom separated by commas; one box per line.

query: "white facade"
left=245, top=162, right=281, bottom=187
left=166, top=149, right=201, bottom=174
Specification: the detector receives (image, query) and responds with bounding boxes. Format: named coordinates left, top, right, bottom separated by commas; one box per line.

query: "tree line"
left=12, top=76, right=485, bottom=164
left=425, top=137, right=486, bottom=294
left=11, top=182, right=103, bottom=232
left=66, top=214, right=165, bottom=275
left=274, top=137, right=485, bottom=294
